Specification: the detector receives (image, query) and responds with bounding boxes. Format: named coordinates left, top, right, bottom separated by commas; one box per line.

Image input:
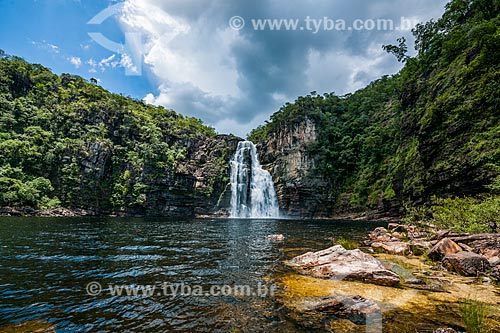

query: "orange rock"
left=428, top=238, right=462, bottom=261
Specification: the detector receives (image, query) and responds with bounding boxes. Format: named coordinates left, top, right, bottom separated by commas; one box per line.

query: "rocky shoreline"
left=366, top=223, right=500, bottom=281
left=279, top=223, right=500, bottom=332
left=0, top=206, right=403, bottom=222
left=0, top=207, right=98, bottom=217
left=0, top=206, right=232, bottom=218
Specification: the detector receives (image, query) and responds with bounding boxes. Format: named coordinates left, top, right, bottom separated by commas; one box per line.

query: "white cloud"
left=213, top=118, right=254, bottom=138
left=85, top=54, right=138, bottom=74
left=119, top=0, right=244, bottom=129
left=49, top=44, right=59, bottom=53
left=305, top=44, right=399, bottom=96
left=116, top=0, right=448, bottom=137
left=69, top=56, right=82, bottom=68
left=87, top=59, right=97, bottom=73
left=80, top=42, right=91, bottom=50
left=143, top=83, right=235, bottom=122
left=31, top=40, right=60, bottom=54
left=119, top=54, right=139, bottom=74
left=98, top=54, right=119, bottom=71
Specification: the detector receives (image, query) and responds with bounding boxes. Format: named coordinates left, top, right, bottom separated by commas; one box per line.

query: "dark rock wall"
left=256, top=118, right=335, bottom=218
left=70, top=134, right=241, bottom=217
left=128, top=134, right=241, bottom=217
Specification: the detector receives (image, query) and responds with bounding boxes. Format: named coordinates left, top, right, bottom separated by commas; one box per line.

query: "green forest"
left=0, top=51, right=234, bottom=215
left=1, top=0, right=499, bottom=221
left=250, top=0, right=500, bottom=221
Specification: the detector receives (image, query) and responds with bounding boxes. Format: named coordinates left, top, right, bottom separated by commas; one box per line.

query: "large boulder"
left=286, top=245, right=400, bottom=286
left=479, top=248, right=500, bottom=259
left=488, top=256, right=500, bottom=267
left=409, top=240, right=433, bottom=256
left=430, top=230, right=463, bottom=241
left=442, top=252, right=490, bottom=276
left=388, top=223, right=408, bottom=233
left=491, top=266, right=500, bottom=281
left=367, top=227, right=392, bottom=243
left=371, top=241, right=411, bottom=255
left=428, top=238, right=462, bottom=261
left=458, top=242, right=474, bottom=252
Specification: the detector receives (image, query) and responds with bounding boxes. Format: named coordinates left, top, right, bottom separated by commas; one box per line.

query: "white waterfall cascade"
left=230, top=141, right=280, bottom=218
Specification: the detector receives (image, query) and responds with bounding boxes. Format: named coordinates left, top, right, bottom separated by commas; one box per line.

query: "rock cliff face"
left=256, top=118, right=334, bottom=218
left=135, top=134, right=241, bottom=217
left=81, top=134, right=240, bottom=217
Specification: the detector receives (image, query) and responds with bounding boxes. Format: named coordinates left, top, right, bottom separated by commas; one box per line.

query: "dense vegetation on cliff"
left=0, top=52, right=236, bottom=215
left=250, top=0, right=500, bottom=215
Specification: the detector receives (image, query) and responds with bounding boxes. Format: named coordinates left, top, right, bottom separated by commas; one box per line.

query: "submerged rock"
left=325, top=319, right=361, bottom=333
left=442, top=251, right=490, bottom=276
left=278, top=269, right=500, bottom=333
left=286, top=245, right=400, bottom=286
left=428, top=238, right=462, bottom=260
left=267, top=234, right=285, bottom=242
left=297, top=295, right=380, bottom=325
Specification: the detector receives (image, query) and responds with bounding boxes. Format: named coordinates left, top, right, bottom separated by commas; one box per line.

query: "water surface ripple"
left=0, top=217, right=382, bottom=332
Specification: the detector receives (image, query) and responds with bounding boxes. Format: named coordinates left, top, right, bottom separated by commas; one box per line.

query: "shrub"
left=0, top=176, right=55, bottom=208
left=461, top=298, right=489, bottom=333
left=336, top=238, right=359, bottom=250
left=430, top=196, right=500, bottom=234
left=403, top=195, right=500, bottom=234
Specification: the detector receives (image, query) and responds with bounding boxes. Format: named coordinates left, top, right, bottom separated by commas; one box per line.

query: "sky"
left=0, top=0, right=448, bottom=137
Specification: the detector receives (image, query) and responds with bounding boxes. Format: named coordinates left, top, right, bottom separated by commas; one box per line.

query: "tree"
left=383, top=37, right=409, bottom=62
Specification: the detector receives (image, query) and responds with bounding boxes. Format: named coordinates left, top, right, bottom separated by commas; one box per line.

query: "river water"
left=0, top=217, right=384, bottom=332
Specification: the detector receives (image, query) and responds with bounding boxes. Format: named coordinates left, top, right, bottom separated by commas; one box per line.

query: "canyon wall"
left=256, top=118, right=335, bottom=218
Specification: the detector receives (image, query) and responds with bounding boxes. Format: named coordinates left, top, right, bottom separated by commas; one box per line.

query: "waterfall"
left=230, top=141, right=279, bottom=218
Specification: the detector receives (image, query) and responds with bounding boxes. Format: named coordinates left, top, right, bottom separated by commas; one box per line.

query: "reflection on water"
left=0, top=217, right=383, bottom=332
